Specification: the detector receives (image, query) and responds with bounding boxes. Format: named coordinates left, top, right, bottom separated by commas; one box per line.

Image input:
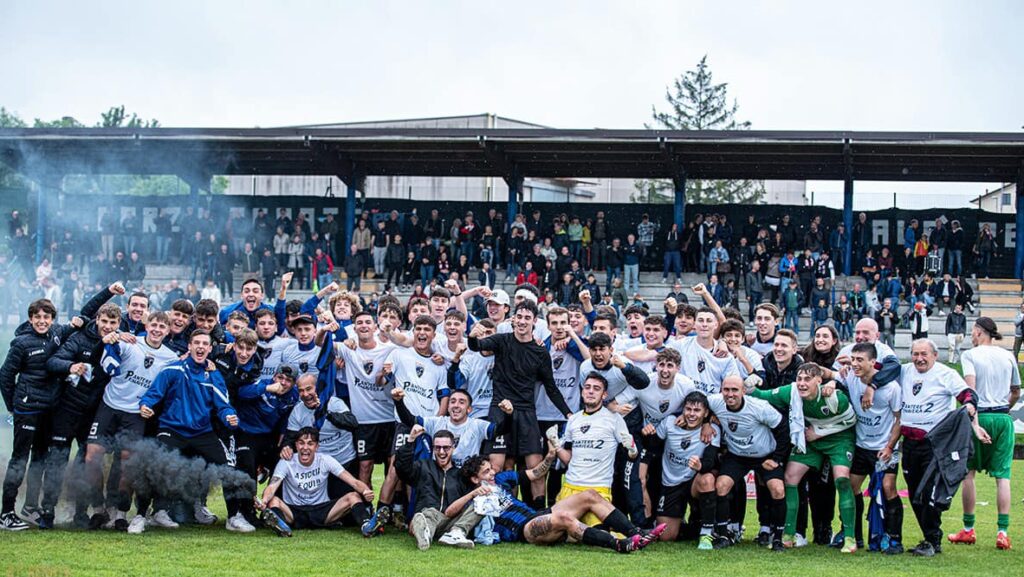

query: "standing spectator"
left=459, top=213, right=478, bottom=267
left=239, top=242, right=259, bottom=277
left=636, top=213, right=659, bottom=267
left=126, top=251, right=146, bottom=289
left=259, top=247, right=276, bottom=294
left=833, top=295, right=853, bottom=341
left=478, top=262, right=496, bottom=290
left=661, top=223, right=681, bottom=284
left=851, top=212, right=870, bottom=272
left=401, top=213, right=422, bottom=256
left=402, top=251, right=418, bottom=290
left=733, top=236, right=752, bottom=291
left=214, top=243, right=236, bottom=298
left=707, top=239, right=729, bottom=279
left=371, top=220, right=389, bottom=277
left=229, top=210, right=251, bottom=257
left=567, top=216, right=584, bottom=264
left=778, top=213, right=798, bottom=253
left=311, top=248, right=334, bottom=290
left=973, top=223, right=996, bottom=279
left=742, top=215, right=759, bottom=246
left=829, top=223, right=847, bottom=274
left=622, top=234, right=641, bottom=297
left=908, top=301, right=929, bottom=339
left=99, top=208, right=117, bottom=261
left=121, top=210, right=139, bottom=257
left=746, top=260, right=764, bottom=323
left=810, top=297, right=830, bottom=337
left=275, top=208, right=292, bottom=235
left=505, top=222, right=526, bottom=281
left=945, top=304, right=967, bottom=363
left=803, top=222, right=824, bottom=259
left=287, top=234, right=306, bottom=290
left=344, top=244, right=364, bottom=292
left=419, top=238, right=438, bottom=288
left=273, top=226, right=290, bottom=272
left=591, top=211, right=608, bottom=271
left=903, top=219, right=919, bottom=251
left=153, top=209, right=173, bottom=265
left=110, top=250, right=128, bottom=283
left=478, top=226, right=494, bottom=269
left=814, top=252, right=835, bottom=291
left=253, top=209, right=273, bottom=253
left=876, top=298, right=898, bottom=348
left=930, top=218, right=948, bottom=274
left=947, top=220, right=964, bottom=277
left=782, top=279, right=802, bottom=331
left=796, top=249, right=815, bottom=309
left=385, top=233, right=404, bottom=288
left=353, top=219, right=372, bottom=276
left=682, top=218, right=700, bottom=273
left=422, top=209, right=444, bottom=250
left=319, top=212, right=340, bottom=261
left=913, top=233, right=930, bottom=275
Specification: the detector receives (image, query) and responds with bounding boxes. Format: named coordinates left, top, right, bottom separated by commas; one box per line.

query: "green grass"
left=0, top=464, right=1022, bottom=577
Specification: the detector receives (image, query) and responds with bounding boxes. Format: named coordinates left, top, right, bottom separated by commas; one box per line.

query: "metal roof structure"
left=2, top=127, right=1024, bottom=183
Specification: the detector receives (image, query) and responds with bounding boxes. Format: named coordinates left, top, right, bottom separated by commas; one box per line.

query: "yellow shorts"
left=555, top=483, right=613, bottom=527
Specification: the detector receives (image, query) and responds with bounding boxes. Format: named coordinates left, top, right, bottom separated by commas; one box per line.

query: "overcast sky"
left=2, top=0, right=1021, bottom=205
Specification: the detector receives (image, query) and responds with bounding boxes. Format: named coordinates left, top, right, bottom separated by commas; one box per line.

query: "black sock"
left=715, top=495, right=731, bottom=535
left=771, top=497, right=786, bottom=538
left=530, top=496, right=546, bottom=511
left=376, top=502, right=391, bottom=515
left=351, top=502, right=372, bottom=525
left=885, top=497, right=903, bottom=542
left=582, top=526, right=619, bottom=550
left=699, top=491, right=717, bottom=533
left=269, top=507, right=287, bottom=522
left=603, top=509, right=638, bottom=535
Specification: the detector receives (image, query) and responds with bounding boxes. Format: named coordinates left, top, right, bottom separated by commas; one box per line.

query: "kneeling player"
left=459, top=452, right=665, bottom=553
left=258, top=427, right=374, bottom=535
left=653, top=392, right=720, bottom=548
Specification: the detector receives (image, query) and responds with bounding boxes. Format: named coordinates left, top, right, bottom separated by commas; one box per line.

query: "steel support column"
left=504, top=166, right=523, bottom=226
left=843, top=178, right=854, bottom=276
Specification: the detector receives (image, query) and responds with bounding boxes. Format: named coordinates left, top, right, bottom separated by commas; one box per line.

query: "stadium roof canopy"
left=2, top=127, right=1024, bottom=183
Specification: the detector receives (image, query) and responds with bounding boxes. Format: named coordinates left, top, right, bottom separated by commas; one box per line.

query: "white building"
left=225, top=114, right=805, bottom=205
left=972, top=182, right=1017, bottom=213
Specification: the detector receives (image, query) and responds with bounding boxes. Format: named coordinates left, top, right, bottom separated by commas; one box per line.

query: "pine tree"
left=636, top=56, right=765, bottom=205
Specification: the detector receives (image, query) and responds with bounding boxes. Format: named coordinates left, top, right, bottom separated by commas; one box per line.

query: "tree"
left=636, top=56, right=765, bottom=205
left=98, top=105, right=160, bottom=128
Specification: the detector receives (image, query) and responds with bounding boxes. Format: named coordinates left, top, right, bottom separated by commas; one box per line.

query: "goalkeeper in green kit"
left=748, top=362, right=859, bottom=553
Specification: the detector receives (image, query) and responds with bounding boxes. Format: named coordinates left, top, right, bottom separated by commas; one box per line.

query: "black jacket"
left=395, top=440, right=465, bottom=515
left=46, top=320, right=109, bottom=415
left=1, top=287, right=113, bottom=413
left=915, top=408, right=974, bottom=511
left=212, top=347, right=265, bottom=402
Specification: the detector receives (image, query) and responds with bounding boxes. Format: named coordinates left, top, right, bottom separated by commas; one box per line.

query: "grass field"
left=1, top=328, right=1023, bottom=576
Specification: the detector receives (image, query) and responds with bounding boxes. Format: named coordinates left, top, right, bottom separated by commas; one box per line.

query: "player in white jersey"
left=831, top=318, right=902, bottom=410
left=898, top=339, right=984, bottom=557
left=950, top=318, right=1020, bottom=550
left=709, top=375, right=790, bottom=551
left=448, top=320, right=497, bottom=418
left=633, top=306, right=738, bottom=395
left=365, top=315, right=449, bottom=533
left=258, top=427, right=374, bottom=535
left=84, top=312, right=179, bottom=528
left=394, top=388, right=497, bottom=468
left=336, top=311, right=397, bottom=488
left=612, top=305, right=648, bottom=353
left=578, top=331, right=650, bottom=524
left=555, top=372, right=638, bottom=526
left=841, top=343, right=905, bottom=552
left=611, top=348, right=695, bottom=523
left=254, top=308, right=289, bottom=382
left=431, top=309, right=466, bottom=365
left=625, top=315, right=670, bottom=374
left=279, top=314, right=334, bottom=385
left=535, top=307, right=590, bottom=506
left=748, top=303, right=781, bottom=357
left=284, top=374, right=359, bottom=478
left=720, top=319, right=766, bottom=384
left=653, top=391, right=720, bottom=548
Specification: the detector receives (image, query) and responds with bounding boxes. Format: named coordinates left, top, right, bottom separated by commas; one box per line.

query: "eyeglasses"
left=433, top=445, right=453, bottom=452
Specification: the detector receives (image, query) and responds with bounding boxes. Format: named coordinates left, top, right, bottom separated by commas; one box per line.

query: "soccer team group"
left=0, top=269, right=1018, bottom=557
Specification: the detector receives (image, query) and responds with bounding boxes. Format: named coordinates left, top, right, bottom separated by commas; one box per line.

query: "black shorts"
left=50, top=403, right=93, bottom=448
left=656, top=479, right=695, bottom=518
left=516, top=507, right=553, bottom=542
left=719, top=453, right=784, bottom=485
left=850, top=446, right=898, bottom=476
left=288, top=500, right=339, bottom=529
left=487, top=406, right=542, bottom=457
left=391, top=423, right=413, bottom=456
left=88, top=403, right=146, bottom=450
left=156, top=429, right=230, bottom=466
left=355, top=422, right=396, bottom=463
